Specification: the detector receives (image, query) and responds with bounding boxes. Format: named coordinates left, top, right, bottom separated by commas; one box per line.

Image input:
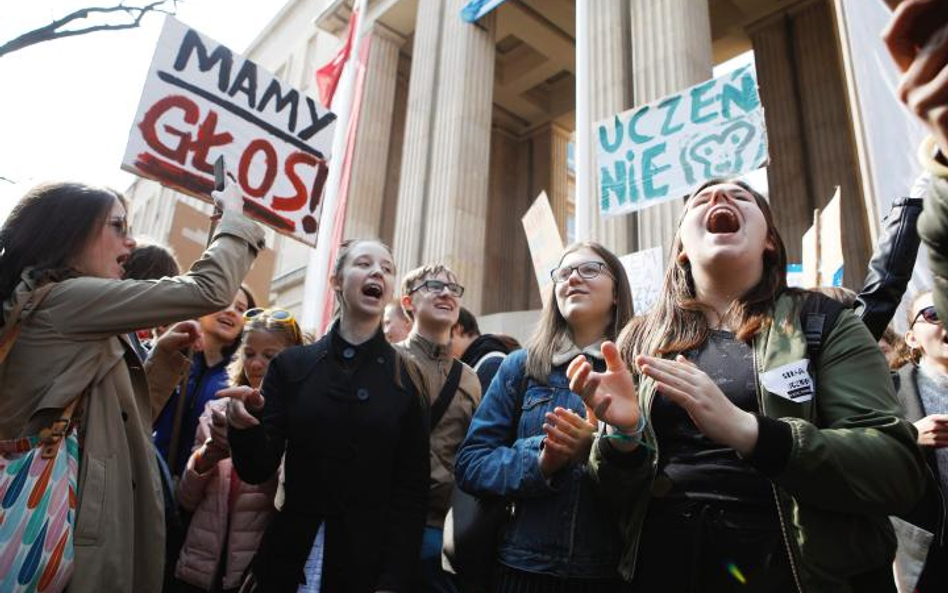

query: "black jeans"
left=631, top=499, right=795, bottom=593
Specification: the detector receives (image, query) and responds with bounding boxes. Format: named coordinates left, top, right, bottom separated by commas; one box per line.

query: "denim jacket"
left=455, top=349, right=622, bottom=578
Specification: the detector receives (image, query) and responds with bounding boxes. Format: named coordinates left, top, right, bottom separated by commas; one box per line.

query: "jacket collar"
left=551, top=339, right=605, bottom=367
left=405, top=331, right=451, bottom=361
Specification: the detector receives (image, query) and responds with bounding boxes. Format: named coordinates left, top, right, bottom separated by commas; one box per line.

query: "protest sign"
left=167, top=200, right=275, bottom=305
left=122, top=17, right=336, bottom=247
left=797, top=187, right=844, bottom=288
left=595, top=65, right=768, bottom=217
left=522, top=192, right=565, bottom=305
left=618, top=247, right=664, bottom=315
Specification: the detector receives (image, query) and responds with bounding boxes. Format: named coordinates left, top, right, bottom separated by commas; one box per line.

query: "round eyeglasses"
left=550, top=261, right=612, bottom=284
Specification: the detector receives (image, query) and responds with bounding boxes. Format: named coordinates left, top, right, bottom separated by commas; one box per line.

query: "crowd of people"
left=2, top=1, right=948, bottom=592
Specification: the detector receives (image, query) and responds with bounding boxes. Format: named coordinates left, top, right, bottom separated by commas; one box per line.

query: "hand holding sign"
left=637, top=354, right=759, bottom=456
left=212, top=179, right=244, bottom=215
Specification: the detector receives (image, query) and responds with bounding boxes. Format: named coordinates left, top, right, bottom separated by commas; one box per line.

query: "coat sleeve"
left=919, top=175, right=948, bottom=321
left=454, top=352, right=559, bottom=499
left=854, top=191, right=924, bottom=340
left=42, top=210, right=265, bottom=339
left=376, top=385, right=430, bottom=593
left=145, top=346, right=190, bottom=422
left=176, top=401, right=217, bottom=512
left=772, top=310, right=926, bottom=516
left=229, top=354, right=288, bottom=485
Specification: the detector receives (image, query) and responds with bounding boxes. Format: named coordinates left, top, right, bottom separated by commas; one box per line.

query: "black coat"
left=230, top=323, right=430, bottom=593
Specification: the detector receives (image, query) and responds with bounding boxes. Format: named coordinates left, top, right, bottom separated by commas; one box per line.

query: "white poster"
left=619, top=247, right=664, bottom=315
left=595, top=65, right=768, bottom=217
left=122, top=17, right=337, bottom=246
left=522, top=192, right=565, bottom=305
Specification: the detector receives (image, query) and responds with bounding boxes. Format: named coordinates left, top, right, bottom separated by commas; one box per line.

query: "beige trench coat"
left=0, top=210, right=265, bottom=593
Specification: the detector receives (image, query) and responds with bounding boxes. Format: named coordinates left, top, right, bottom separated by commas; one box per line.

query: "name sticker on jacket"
left=759, top=359, right=814, bottom=403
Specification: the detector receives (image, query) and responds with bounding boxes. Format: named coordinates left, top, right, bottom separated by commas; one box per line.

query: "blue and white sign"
left=595, top=65, right=768, bottom=217
left=460, top=0, right=508, bottom=23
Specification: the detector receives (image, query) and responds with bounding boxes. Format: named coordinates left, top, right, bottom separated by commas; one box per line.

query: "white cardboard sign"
left=522, top=192, right=565, bottom=305
left=619, top=247, right=665, bottom=315
left=122, top=17, right=337, bottom=246
left=595, top=65, right=768, bottom=217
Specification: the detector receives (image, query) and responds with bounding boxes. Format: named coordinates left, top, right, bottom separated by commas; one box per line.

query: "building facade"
left=128, top=0, right=881, bottom=337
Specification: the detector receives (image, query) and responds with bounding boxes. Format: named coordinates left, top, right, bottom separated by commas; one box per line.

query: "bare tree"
left=0, top=1, right=180, bottom=58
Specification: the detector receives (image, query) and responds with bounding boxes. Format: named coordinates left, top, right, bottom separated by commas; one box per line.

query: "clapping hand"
left=566, top=341, right=641, bottom=434
left=539, top=407, right=596, bottom=477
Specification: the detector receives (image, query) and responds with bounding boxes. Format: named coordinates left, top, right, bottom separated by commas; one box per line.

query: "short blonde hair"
left=400, top=264, right=459, bottom=321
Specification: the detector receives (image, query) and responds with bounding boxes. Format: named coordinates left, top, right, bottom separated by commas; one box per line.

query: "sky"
left=0, top=0, right=289, bottom=224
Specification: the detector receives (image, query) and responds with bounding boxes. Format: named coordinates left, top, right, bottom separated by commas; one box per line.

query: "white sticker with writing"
left=759, top=359, right=814, bottom=403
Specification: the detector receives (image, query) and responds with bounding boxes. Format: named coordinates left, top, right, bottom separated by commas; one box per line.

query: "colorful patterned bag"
left=0, top=283, right=80, bottom=593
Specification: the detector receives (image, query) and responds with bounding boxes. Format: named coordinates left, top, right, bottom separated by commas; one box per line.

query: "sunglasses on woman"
left=911, top=305, right=940, bottom=328
left=243, top=307, right=301, bottom=342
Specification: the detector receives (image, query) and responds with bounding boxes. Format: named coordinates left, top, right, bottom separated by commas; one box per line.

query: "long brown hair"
left=619, top=178, right=789, bottom=366
left=525, top=242, right=634, bottom=382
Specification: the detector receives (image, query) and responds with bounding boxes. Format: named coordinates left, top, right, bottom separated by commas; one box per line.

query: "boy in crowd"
left=397, top=264, right=481, bottom=593
left=383, top=299, right=413, bottom=343
left=450, top=307, right=518, bottom=393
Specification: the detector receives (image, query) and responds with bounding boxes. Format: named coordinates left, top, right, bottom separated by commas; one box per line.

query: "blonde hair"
left=227, top=312, right=305, bottom=387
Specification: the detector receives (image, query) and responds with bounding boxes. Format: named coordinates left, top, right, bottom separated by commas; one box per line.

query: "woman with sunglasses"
left=455, top=242, right=634, bottom=591
left=894, top=291, right=948, bottom=592
left=569, top=179, right=925, bottom=593
left=173, top=308, right=304, bottom=593
left=0, top=182, right=264, bottom=593
left=224, top=239, right=429, bottom=593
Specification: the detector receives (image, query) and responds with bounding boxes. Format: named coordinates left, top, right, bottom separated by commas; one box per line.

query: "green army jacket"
left=589, top=292, right=926, bottom=593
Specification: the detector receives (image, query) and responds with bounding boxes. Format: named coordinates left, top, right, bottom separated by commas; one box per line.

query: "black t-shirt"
left=651, top=329, right=773, bottom=506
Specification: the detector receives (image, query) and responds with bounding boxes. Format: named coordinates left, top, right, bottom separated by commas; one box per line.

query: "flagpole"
left=301, top=0, right=369, bottom=331
left=575, top=0, right=591, bottom=242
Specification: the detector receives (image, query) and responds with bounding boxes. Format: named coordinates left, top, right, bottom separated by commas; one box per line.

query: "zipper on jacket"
left=753, top=345, right=805, bottom=593
left=627, top=384, right=659, bottom=580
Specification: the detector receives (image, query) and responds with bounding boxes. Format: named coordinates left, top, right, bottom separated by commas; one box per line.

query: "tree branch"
left=0, top=1, right=179, bottom=58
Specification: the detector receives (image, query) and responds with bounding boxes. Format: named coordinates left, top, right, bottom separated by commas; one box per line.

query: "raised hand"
left=566, top=341, right=640, bottom=432
left=211, top=178, right=244, bottom=215
left=219, top=385, right=264, bottom=429
left=637, top=354, right=758, bottom=456
left=154, top=320, right=203, bottom=354
left=539, top=407, right=596, bottom=477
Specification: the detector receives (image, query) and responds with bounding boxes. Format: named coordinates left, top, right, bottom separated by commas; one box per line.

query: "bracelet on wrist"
left=602, top=413, right=648, bottom=443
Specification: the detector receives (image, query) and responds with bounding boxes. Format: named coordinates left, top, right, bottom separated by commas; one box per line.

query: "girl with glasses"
left=173, top=309, right=305, bottom=593
left=894, top=290, right=948, bottom=592
left=569, top=179, right=925, bottom=592
left=455, top=241, right=633, bottom=592
left=0, top=181, right=265, bottom=593
left=224, top=239, right=429, bottom=593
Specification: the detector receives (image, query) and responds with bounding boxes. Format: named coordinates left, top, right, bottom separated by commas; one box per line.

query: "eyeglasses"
left=550, top=261, right=612, bottom=284
left=108, top=216, right=129, bottom=238
left=911, top=306, right=941, bottom=328
left=243, top=307, right=302, bottom=342
left=410, top=279, right=465, bottom=298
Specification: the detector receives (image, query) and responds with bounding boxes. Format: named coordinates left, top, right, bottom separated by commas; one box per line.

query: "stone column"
left=344, top=24, right=404, bottom=240
left=749, top=0, right=871, bottom=287
left=530, top=122, right=572, bottom=240
left=631, top=0, right=713, bottom=256
left=580, top=0, right=633, bottom=256
left=379, top=71, right=409, bottom=247
left=422, top=3, right=495, bottom=313
left=392, top=0, right=444, bottom=273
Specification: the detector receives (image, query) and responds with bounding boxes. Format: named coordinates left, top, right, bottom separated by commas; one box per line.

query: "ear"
left=904, top=328, right=921, bottom=351
left=765, top=234, right=777, bottom=254
left=677, top=251, right=689, bottom=265
left=400, top=293, right=414, bottom=317
left=329, top=273, right=342, bottom=293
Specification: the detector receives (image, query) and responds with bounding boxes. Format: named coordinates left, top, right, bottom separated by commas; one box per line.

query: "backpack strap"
left=799, top=292, right=845, bottom=364
left=430, top=359, right=464, bottom=430
left=0, top=283, right=56, bottom=364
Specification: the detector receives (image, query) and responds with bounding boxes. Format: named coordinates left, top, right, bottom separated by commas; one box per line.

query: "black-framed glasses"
left=108, top=216, right=129, bottom=238
left=410, top=279, right=465, bottom=298
left=550, top=261, right=612, bottom=284
left=911, top=305, right=940, bottom=328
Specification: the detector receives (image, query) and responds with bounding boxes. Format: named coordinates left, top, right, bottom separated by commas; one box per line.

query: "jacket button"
left=357, top=388, right=369, bottom=401
left=121, top=411, right=129, bottom=422
left=343, top=347, right=356, bottom=359
left=377, top=357, right=384, bottom=364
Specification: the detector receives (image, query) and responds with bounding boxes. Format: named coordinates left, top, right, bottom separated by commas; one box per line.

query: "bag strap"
left=0, top=283, right=56, bottom=364
left=799, top=292, right=845, bottom=364
left=472, top=351, right=507, bottom=373
left=430, top=359, right=464, bottom=430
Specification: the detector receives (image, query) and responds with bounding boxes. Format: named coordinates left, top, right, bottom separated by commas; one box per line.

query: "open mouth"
left=435, top=302, right=454, bottom=312
left=362, top=283, right=383, bottom=299
left=217, top=317, right=235, bottom=329
left=566, top=288, right=588, bottom=298
left=117, top=254, right=128, bottom=269
left=706, top=206, right=741, bottom=234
